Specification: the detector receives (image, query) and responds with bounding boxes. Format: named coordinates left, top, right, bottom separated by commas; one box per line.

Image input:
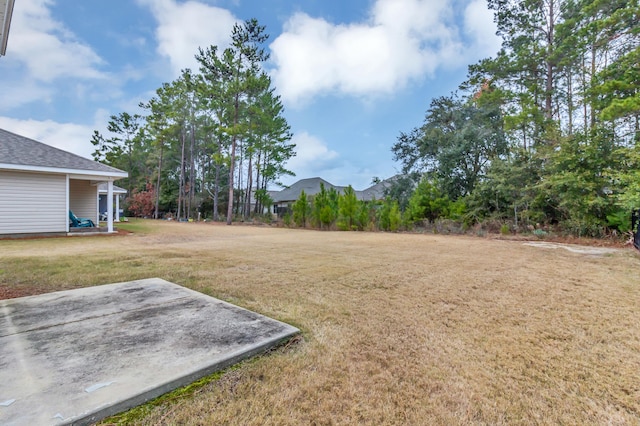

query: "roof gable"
left=0, top=128, right=126, bottom=176
left=272, top=177, right=343, bottom=202
left=272, top=176, right=399, bottom=203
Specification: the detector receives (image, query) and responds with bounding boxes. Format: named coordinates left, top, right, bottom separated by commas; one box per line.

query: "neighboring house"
left=357, top=176, right=400, bottom=201
left=271, top=177, right=340, bottom=215
left=270, top=176, right=392, bottom=216
left=0, top=128, right=128, bottom=236
left=98, top=183, right=127, bottom=221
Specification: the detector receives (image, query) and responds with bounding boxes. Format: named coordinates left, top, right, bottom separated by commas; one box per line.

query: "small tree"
left=389, top=201, right=401, bottom=232
left=292, top=190, right=310, bottom=227
left=378, top=198, right=392, bottom=231
left=407, top=178, right=451, bottom=223
left=378, top=198, right=402, bottom=232
left=311, top=183, right=337, bottom=229
left=338, top=186, right=359, bottom=230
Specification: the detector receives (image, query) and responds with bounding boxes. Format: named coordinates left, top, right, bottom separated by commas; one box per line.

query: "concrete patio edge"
left=76, top=330, right=297, bottom=426
left=0, top=278, right=300, bottom=426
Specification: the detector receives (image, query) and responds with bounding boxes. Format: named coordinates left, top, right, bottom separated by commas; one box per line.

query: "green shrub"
left=533, top=229, right=547, bottom=238
left=606, top=210, right=631, bottom=233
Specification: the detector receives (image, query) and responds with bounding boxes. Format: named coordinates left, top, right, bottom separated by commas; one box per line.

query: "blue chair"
left=69, top=211, right=95, bottom=228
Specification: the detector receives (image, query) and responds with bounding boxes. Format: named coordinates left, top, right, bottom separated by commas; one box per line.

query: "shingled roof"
left=271, top=176, right=395, bottom=203
left=0, top=128, right=126, bottom=176
left=272, top=177, right=344, bottom=203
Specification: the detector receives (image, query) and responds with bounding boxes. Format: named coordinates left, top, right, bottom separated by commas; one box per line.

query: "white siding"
left=0, top=171, right=67, bottom=234
left=69, top=179, right=97, bottom=223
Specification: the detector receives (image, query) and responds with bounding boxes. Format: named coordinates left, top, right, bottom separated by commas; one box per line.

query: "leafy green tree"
left=91, top=112, right=145, bottom=195
left=390, top=0, right=639, bottom=236
left=381, top=174, right=417, bottom=211
left=542, top=129, right=621, bottom=234
left=223, top=19, right=270, bottom=225
left=356, top=202, right=371, bottom=231
left=292, top=189, right=310, bottom=228
left=245, top=77, right=296, bottom=216
left=406, top=178, right=451, bottom=223
left=468, top=149, right=544, bottom=227
left=389, top=201, right=402, bottom=232
left=378, top=198, right=402, bottom=232
left=195, top=45, right=232, bottom=221
left=311, top=183, right=336, bottom=229
left=196, top=20, right=293, bottom=223
left=392, top=96, right=508, bottom=200
left=338, top=186, right=359, bottom=230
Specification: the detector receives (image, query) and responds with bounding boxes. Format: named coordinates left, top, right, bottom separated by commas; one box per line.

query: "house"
left=0, top=128, right=128, bottom=236
left=271, top=177, right=341, bottom=215
left=270, top=176, right=392, bottom=216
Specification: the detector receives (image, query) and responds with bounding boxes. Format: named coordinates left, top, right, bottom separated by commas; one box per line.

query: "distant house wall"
left=0, top=170, right=67, bottom=234
left=69, top=179, right=97, bottom=223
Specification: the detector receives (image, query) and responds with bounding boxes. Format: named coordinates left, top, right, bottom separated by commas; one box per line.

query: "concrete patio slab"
left=0, top=278, right=299, bottom=425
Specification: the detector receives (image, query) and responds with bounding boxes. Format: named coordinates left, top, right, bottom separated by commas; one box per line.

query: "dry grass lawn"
left=1, top=220, right=639, bottom=425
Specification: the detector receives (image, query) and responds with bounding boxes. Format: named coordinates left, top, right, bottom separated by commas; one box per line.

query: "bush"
left=389, top=202, right=401, bottom=232
left=559, top=219, right=608, bottom=238
left=283, top=213, right=292, bottom=227
left=606, top=210, right=631, bottom=233
left=127, top=182, right=156, bottom=218
left=533, top=229, right=548, bottom=238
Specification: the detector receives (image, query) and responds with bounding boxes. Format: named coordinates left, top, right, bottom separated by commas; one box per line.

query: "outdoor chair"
left=69, top=211, right=95, bottom=228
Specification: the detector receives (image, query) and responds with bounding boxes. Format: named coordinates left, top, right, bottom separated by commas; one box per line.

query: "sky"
left=0, top=0, right=501, bottom=190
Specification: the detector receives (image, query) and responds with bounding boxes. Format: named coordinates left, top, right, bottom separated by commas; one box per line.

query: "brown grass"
left=2, top=220, right=640, bottom=425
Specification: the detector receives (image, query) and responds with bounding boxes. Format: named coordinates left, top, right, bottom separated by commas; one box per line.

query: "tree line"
left=389, top=0, right=639, bottom=237
left=284, top=183, right=402, bottom=232
left=92, top=19, right=295, bottom=224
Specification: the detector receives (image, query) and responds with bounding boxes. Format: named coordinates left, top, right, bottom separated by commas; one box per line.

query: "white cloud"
left=138, top=0, right=238, bottom=77
left=464, top=0, right=502, bottom=56
left=7, top=0, right=105, bottom=82
left=0, top=81, right=53, bottom=110
left=285, top=131, right=339, bottom=176
left=0, top=116, right=104, bottom=160
left=270, top=0, right=500, bottom=105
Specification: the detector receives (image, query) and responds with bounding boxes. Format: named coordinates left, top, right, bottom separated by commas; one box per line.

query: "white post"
left=96, top=190, right=100, bottom=225
left=66, top=175, right=70, bottom=232
left=115, top=193, right=120, bottom=222
left=107, top=180, right=114, bottom=232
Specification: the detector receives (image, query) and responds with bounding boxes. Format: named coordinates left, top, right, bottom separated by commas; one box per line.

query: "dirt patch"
left=523, top=241, right=622, bottom=255
left=0, top=286, right=39, bottom=299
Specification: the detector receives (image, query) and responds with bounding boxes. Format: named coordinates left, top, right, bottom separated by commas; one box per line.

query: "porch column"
left=66, top=175, right=70, bottom=232
left=115, top=194, right=120, bottom=222
left=107, top=180, right=114, bottom=232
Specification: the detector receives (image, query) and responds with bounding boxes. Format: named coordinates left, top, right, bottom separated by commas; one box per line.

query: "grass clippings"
left=1, top=219, right=639, bottom=425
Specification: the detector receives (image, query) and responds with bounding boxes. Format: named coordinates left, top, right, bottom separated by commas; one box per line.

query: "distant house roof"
left=98, top=183, right=127, bottom=194
left=272, top=177, right=342, bottom=203
left=0, top=128, right=127, bottom=178
left=356, top=176, right=401, bottom=201
left=272, top=176, right=396, bottom=203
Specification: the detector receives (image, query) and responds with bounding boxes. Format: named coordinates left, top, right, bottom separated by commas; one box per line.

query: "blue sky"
left=0, top=0, right=501, bottom=190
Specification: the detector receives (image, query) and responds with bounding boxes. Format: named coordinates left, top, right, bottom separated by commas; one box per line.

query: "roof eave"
left=0, top=163, right=128, bottom=179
